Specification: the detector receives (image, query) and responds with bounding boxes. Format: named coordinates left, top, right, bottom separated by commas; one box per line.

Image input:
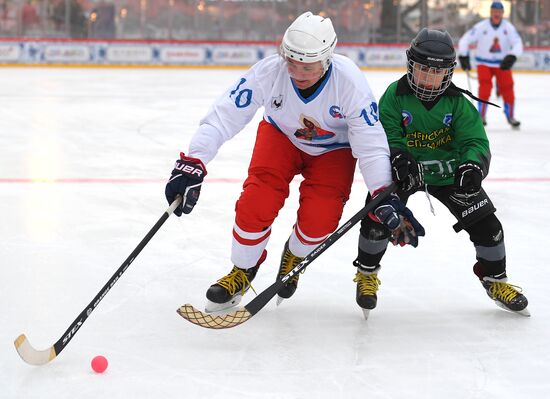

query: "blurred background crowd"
left=1, top=0, right=548, bottom=45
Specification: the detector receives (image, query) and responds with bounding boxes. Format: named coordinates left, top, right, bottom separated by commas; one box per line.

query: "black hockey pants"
left=354, top=184, right=506, bottom=278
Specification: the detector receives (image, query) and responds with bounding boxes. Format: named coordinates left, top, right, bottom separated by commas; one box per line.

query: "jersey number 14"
left=360, top=102, right=379, bottom=126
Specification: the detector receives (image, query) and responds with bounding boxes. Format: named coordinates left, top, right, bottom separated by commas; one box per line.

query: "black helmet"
left=406, top=28, right=457, bottom=101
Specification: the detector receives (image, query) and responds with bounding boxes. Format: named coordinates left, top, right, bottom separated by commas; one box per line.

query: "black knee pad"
left=359, top=216, right=391, bottom=241
left=468, top=214, right=506, bottom=277
left=356, top=217, right=390, bottom=267
left=466, top=213, right=503, bottom=247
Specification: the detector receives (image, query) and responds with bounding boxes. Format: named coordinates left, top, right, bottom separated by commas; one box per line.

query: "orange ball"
left=91, top=355, right=108, bottom=373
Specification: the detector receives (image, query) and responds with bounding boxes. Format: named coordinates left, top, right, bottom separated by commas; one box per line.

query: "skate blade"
left=494, top=301, right=531, bottom=317
left=361, top=309, right=371, bottom=320
left=276, top=296, right=284, bottom=307
left=205, top=295, right=243, bottom=314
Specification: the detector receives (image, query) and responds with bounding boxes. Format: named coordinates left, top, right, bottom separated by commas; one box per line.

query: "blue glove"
left=165, top=153, right=207, bottom=216
left=371, top=192, right=425, bottom=247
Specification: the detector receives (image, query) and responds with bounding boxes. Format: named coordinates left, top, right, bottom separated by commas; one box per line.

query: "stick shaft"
left=53, top=197, right=181, bottom=354
left=16, top=197, right=181, bottom=364
left=466, top=70, right=472, bottom=92
left=245, top=183, right=396, bottom=316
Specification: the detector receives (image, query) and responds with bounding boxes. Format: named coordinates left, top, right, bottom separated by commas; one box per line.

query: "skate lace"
left=353, top=272, right=381, bottom=295
left=488, top=281, right=522, bottom=303
left=217, top=266, right=257, bottom=296
left=279, top=250, right=304, bottom=284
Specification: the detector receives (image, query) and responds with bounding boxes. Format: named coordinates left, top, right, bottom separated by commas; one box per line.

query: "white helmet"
left=280, top=12, right=337, bottom=73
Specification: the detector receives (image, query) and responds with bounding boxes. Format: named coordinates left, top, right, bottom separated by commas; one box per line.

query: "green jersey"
left=379, top=76, right=490, bottom=186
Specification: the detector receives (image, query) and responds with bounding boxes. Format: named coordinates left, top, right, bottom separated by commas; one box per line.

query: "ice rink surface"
left=1, top=66, right=549, bottom=399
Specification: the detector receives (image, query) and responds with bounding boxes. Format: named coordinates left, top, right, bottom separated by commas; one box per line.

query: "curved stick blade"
left=177, top=304, right=251, bottom=329
left=14, top=334, right=57, bottom=365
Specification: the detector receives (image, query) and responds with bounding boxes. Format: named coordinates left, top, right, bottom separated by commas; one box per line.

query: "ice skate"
left=473, top=262, right=529, bottom=316
left=507, top=117, right=520, bottom=129
left=480, top=276, right=530, bottom=317
left=205, top=251, right=266, bottom=313
left=276, top=240, right=304, bottom=306
left=353, top=266, right=381, bottom=320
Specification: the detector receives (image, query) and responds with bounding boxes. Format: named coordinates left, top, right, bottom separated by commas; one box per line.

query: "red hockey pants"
left=234, top=120, right=356, bottom=240
left=477, top=64, right=515, bottom=117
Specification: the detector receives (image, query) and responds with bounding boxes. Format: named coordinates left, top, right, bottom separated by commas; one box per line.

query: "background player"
left=458, top=1, right=523, bottom=128
left=165, top=11, right=423, bottom=313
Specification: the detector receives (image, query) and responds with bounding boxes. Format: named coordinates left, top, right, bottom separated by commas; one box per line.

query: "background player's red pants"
left=477, top=64, right=515, bottom=118
left=235, top=120, right=356, bottom=240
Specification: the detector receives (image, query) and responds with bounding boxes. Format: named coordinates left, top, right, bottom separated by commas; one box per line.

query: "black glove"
left=459, top=55, right=471, bottom=71
left=371, top=192, right=425, bottom=247
left=450, top=162, right=483, bottom=206
left=499, top=55, right=517, bottom=71
left=165, top=153, right=207, bottom=216
left=390, top=149, right=424, bottom=193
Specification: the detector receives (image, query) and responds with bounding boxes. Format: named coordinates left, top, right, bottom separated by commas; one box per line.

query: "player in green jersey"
left=352, top=28, right=529, bottom=318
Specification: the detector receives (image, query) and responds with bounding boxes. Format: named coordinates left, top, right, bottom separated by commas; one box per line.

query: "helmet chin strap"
left=320, top=58, right=332, bottom=74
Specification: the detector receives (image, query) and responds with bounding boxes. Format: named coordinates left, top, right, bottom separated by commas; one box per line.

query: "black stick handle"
left=51, top=197, right=182, bottom=357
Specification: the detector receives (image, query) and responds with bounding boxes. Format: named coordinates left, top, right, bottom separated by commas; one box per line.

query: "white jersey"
left=458, top=19, right=523, bottom=67
left=188, top=54, right=391, bottom=192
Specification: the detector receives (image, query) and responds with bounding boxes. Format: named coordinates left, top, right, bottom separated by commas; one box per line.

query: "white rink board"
left=1, top=40, right=550, bottom=70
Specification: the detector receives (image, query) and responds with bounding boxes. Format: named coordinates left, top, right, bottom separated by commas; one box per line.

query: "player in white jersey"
left=458, top=1, right=523, bottom=128
left=165, top=12, right=424, bottom=313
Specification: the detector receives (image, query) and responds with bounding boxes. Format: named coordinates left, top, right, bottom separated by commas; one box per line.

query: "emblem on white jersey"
left=443, top=113, right=453, bottom=127
left=271, top=95, right=283, bottom=110
left=489, top=37, right=502, bottom=53
left=294, top=115, right=335, bottom=142
left=329, top=105, right=344, bottom=119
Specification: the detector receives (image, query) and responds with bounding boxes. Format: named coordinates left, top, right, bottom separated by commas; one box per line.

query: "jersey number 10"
left=230, top=78, right=253, bottom=108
